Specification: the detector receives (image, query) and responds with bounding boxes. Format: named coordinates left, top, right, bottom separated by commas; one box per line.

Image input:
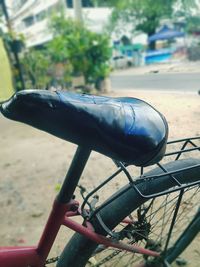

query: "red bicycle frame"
left=0, top=147, right=160, bottom=267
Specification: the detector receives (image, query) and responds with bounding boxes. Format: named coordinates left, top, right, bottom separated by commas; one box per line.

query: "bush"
left=187, top=46, right=200, bottom=61
left=47, top=15, right=112, bottom=89
left=21, top=49, right=51, bottom=89
left=21, top=15, right=112, bottom=92
left=22, top=16, right=111, bottom=91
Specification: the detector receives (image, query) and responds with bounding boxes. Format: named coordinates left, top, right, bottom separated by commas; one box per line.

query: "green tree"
left=186, top=16, right=200, bottom=34
left=174, top=0, right=200, bottom=34
left=20, top=15, right=111, bottom=92
left=48, top=15, right=111, bottom=90
left=109, top=0, right=197, bottom=50
left=21, top=49, right=51, bottom=89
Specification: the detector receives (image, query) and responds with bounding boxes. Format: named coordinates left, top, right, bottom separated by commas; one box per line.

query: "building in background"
left=6, top=0, right=112, bottom=47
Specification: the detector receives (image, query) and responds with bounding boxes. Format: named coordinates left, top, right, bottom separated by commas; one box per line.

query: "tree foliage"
left=48, top=15, right=111, bottom=85
left=111, top=1, right=174, bottom=32
left=185, top=16, right=200, bottom=33
left=21, top=15, right=112, bottom=91
left=174, top=0, right=200, bottom=33
left=109, top=0, right=197, bottom=49
left=21, top=49, right=51, bottom=89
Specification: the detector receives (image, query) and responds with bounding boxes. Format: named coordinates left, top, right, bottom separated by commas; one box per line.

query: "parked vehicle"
left=111, top=55, right=130, bottom=69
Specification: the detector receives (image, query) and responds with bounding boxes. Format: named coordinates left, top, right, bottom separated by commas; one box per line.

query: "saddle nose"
left=1, top=90, right=60, bottom=119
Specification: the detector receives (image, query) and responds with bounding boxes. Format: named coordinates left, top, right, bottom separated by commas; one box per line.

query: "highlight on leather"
left=0, top=90, right=168, bottom=166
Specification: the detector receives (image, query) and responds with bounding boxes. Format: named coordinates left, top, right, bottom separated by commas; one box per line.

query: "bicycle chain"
left=45, top=256, right=59, bottom=266
left=44, top=251, right=121, bottom=267
left=92, top=250, right=121, bottom=266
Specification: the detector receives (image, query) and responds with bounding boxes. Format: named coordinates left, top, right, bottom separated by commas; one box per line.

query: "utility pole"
left=72, top=0, right=83, bottom=22
left=0, top=0, right=25, bottom=91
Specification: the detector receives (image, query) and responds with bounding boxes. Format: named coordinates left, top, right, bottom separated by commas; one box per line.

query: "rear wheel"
left=57, top=158, right=200, bottom=267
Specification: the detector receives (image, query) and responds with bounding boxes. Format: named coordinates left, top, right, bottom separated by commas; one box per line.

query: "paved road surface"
left=111, top=72, right=200, bottom=93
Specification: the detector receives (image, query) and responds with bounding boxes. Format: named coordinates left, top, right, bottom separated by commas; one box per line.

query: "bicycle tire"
left=57, top=158, right=200, bottom=267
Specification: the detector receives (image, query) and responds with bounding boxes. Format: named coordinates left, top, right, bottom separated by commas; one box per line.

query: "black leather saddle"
left=0, top=90, right=168, bottom=166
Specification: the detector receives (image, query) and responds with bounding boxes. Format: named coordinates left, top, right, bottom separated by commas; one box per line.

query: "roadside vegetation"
left=107, top=0, right=197, bottom=50
left=21, top=15, right=111, bottom=92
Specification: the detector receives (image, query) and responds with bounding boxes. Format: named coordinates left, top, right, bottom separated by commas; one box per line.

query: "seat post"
left=57, top=146, right=91, bottom=204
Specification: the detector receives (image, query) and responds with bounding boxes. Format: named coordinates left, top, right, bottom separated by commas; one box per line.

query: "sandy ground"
left=0, top=87, right=200, bottom=266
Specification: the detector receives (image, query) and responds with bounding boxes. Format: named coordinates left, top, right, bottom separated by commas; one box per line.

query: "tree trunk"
left=149, top=40, right=156, bottom=50
left=148, top=30, right=156, bottom=50
left=96, top=77, right=111, bottom=93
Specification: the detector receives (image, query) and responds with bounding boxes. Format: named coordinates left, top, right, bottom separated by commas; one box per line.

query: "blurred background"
left=0, top=2, right=200, bottom=266
left=0, top=0, right=200, bottom=99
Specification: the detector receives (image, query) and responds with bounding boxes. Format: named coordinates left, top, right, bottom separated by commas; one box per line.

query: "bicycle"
left=0, top=89, right=199, bottom=267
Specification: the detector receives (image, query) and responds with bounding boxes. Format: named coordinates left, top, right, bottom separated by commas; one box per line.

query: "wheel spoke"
left=89, top=184, right=200, bottom=267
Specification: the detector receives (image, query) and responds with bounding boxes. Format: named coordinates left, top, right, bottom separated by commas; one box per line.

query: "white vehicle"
left=111, top=55, right=130, bottom=69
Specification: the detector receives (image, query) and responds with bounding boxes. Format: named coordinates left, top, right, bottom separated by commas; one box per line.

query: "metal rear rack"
left=165, top=136, right=200, bottom=159
left=128, top=136, right=200, bottom=198
left=80, top=136, right=200, bottom=221
left=79, top=136, right=200, bottom=239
